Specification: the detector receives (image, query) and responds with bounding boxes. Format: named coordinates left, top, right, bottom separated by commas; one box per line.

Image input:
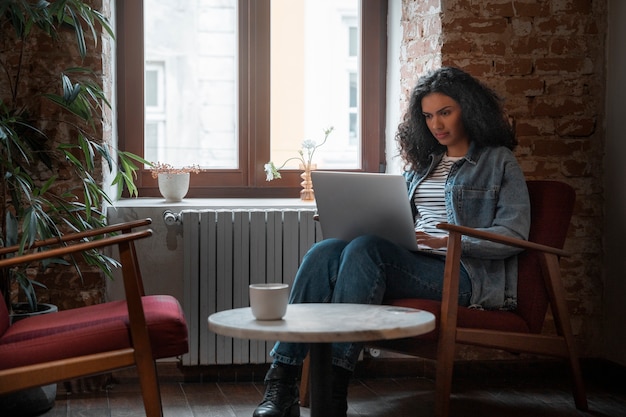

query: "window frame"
left=116, top=0, right=387, bottom=198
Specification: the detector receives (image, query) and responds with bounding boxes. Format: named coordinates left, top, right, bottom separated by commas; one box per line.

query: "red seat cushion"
left=0, top=295, right=188, bottom=370
left=385, top=299, right=530, bottom=340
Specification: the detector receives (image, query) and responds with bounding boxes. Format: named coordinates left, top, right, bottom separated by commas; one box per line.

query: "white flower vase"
left=158, top=172, right=190, bottom=202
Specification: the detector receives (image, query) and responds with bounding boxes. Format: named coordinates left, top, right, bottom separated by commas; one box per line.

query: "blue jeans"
left=270, top=235, right=471, bottom=371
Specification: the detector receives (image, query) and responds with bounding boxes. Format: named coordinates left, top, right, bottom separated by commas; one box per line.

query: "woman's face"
left=421, top=92, right=469, bottom=156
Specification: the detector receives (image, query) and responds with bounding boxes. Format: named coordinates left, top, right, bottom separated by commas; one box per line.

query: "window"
left=144, top=62, right=166, bottom=162
left=117, top=0, right=387, bottom=198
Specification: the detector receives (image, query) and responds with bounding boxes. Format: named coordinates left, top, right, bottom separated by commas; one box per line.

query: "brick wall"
left=0, top=0, right=109, bottom=310
left=400, top=0, right=607, bottom=357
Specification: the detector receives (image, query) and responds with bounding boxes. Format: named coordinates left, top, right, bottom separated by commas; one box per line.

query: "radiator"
left=181, top=209, right=321, bottom=366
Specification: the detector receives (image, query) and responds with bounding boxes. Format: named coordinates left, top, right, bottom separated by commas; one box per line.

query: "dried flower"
left=264, top=126, right=334, bottom=181
left=150, top=162, right=201, bottom=179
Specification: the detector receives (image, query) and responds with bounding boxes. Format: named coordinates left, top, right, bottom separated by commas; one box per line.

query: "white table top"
left=208, top=303, right=435, bottom=343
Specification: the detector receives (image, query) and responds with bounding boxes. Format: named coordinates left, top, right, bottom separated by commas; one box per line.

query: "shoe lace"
left=262, top=380, right=297, bottom=406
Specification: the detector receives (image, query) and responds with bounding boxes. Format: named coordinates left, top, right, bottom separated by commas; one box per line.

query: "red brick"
left=444, top=60, right=494, bottom=77
left=481, top=40, right=507, bottom=55
left=585, top=20, right=599, bottom=35
left=407, top=39, right=431, bottom=57
left=532, top=138, right=585, bottom=156
left=550, top=37, right=586, bottom=55
left=485, top=2, right=515, bottom=17
left=445, top=17, right=509, bottom=34
left=522, top=159, right=561, bottom=177
left=505, top=78, right=545, bottom=96
left=511, top=16, right=534, bottom=37
left=501, top=95, right=532, bottom=117
left=556, top=117, right=596, bottom=137
left=494, top=58, right=534, bottom=75
left=516, top=118, right=555, bottom=136
left=562, top=159, right=590, bottom=177
left=444, top=0, right=480, bottom=14
left=510, top=37, right=550, bottom=55
left=410, top=0, right=441, bottom=14
left=544, top=77, right=589, bottom=96
left=535, top=16, right=581, bottom=36
left=535, top=57, right=588, bottom=73
left=533, top=97, right=587, bottom=117
left=402, top=19, right=420, bottom=39
left=552, top=0, right=592, bottom=14
left=441, top=37, right=474, bottom=54
left=512, top=1, right=551, bottom=17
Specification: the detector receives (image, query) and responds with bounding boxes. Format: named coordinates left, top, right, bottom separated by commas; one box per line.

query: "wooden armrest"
left=436, top=223, right=569, bottom=257
left=0, top=229, right=153, bottom=269
left=0, top=219, right=152, bottom=257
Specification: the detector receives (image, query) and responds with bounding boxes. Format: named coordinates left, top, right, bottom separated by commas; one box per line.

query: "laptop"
left=311, top=171, right=420, bottom=252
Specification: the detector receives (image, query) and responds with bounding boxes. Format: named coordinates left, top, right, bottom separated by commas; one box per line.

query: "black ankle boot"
left=330, top=365, right=352, bottom=417
left=253, top=363, right=300, bottom=417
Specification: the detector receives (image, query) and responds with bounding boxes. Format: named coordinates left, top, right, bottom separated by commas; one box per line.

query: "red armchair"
left=301, top=180, right=587, bottom=417
left=0, top=219, right=188, bottom=417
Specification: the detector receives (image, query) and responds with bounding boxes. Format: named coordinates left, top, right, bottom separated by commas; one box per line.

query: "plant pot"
left=0, top=385, right=57, bottom=417
left=0, top=303, right=59, bottom=416
left=157, top=172, right=190, bottom=202
left=10, top=302, right=58, bottom=324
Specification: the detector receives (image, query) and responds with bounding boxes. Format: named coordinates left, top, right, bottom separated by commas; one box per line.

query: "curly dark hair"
left=396, top=66, right=517, bottom=172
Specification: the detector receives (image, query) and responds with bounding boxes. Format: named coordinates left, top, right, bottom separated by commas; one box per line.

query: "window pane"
left=349, top=26, right=358, bottom=57
left=144, top=0, right=238, bottom=168
left=270, top=0, right=360, bottom=170
left=144, top=121, right=164, bottom=162
left=145, top=69, right=158, bottom=107
left=349, top=72, right=357, bottom=108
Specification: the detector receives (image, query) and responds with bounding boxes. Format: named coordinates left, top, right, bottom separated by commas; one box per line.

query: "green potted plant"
left=0, top=1, right=145, bottom=315
left=0, top=2, right=148, bottom=414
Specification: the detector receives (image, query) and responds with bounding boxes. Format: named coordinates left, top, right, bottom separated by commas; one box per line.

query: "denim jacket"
left=404, top=143, right=530, bottom=309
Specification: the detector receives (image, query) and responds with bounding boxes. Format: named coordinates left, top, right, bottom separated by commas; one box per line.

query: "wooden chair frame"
left=300, top=192, right=588, bottom=416
left=0, top=219, right=181, bottom=417
left=420, top=222, right=587, bottom=416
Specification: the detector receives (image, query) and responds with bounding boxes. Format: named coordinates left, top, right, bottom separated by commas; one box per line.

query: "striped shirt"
left=413, top=155, right=462, bottom=253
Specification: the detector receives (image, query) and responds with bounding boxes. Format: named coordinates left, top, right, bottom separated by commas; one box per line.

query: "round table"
left=208, top=303, right=435, bottom=417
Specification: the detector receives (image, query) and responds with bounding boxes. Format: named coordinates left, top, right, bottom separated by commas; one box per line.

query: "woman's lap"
left=270, top=235, right=471, bottom=369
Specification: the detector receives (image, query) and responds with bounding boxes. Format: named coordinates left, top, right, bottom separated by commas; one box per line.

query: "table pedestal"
left=308, top=343, right=332, bottom=417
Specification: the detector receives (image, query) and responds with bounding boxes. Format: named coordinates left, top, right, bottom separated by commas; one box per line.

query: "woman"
left=252, top=66, right=531, bottom=417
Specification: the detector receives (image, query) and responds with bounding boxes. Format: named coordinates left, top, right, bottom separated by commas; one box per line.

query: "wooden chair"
left=0, top=218, right=189, bottom=417
left=300, top=180, right=587, bottom=416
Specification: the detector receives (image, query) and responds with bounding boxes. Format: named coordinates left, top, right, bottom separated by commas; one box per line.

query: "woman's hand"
left=415, top=231, right=448, bottom=249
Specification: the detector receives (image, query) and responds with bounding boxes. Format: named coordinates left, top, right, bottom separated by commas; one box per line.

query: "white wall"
left=603, top=0, right=626, bottom=367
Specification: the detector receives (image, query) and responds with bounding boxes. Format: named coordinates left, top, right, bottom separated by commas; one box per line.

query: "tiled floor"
left=34, top=359, right=626, bottom=417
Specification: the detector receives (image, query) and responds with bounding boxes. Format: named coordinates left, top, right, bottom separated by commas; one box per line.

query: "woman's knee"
left=290, top=239, right=347, bottom=303
left=303, top=238, right=347, bottom=263
left=343, top=235, right=397, bottom=259
left=294, top=239, right=347, bottom=284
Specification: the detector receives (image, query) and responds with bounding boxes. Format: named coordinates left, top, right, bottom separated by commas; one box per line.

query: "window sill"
left=111, top=197, right=317, bottom=210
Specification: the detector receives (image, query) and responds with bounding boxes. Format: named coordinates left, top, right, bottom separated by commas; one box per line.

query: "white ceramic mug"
left=249, top=283, right=289, bottom=320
